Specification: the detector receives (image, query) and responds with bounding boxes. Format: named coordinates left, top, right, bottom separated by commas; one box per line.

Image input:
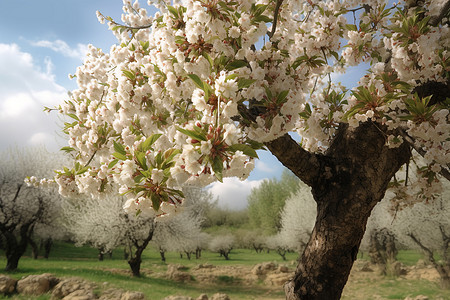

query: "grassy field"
left=0, top=242, right=449, bottom=300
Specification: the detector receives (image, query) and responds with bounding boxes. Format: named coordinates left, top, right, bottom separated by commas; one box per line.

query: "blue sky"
left=0, top=1, right=364, bottom=210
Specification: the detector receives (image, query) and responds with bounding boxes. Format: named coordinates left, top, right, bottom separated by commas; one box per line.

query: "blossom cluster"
left=32, top=0, right=450, bottom=215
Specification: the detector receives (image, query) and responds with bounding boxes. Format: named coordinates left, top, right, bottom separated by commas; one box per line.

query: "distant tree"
left=278, top=182, right=316, bottom=254
left=362, top=198, right=399, bottom=275
left=62, top=195, right=155, bottom=275
left=248, top=170, right=300, bottom=234
left=266, top=234, right=290, bottom=260
left=209, top=234, right=234, bottom=260
left=0, top=147, right=62, bottom=271
left=390, top=185, right=450, bottom=289
left=152, top=188, right=205, bottom=261
left=236, top=229, right=266, bottom=253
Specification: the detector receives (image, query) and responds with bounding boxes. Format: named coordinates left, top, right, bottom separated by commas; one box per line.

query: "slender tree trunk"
left=277, top=249, right=287, bottom=261
left=266, top=122, right=411, bottom=299
left=29, top=238, right=39, bottom=259
left=43, top=238, right=52, bottom=259
left=160, top=250, right=166, bottom=262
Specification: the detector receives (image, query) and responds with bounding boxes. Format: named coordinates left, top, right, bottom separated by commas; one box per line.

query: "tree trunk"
left=266, top=122, right=411, bottom=299
left=436, top=265, right=450, bottom=289
left=4, top=235, right=28, bottom=272
left=29, top=238, right=39, bottom=259
left=128, top=256, right=142, bottom=277
left=43, top=238, right=52, bottom=259
left=277, top=249, right=287, bottom=261
left=98, top=251, right=104, bottom=261
left=5, top=251, right=21, bottom=272
left=160, top=250, right=166, bottom=262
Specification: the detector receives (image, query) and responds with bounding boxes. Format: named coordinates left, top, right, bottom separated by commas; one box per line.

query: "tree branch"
left=408, top=232, right=437, bottom=266
left=398, top=129, right=450, bottom=181
left=268, top=0, right=284, bottom=39
left=429, top=0, right=450, bottom=26
left=264, top=134, right=321, bottom=187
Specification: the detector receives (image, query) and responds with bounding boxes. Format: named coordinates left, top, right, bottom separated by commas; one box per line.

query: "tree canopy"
left=30, top=0, right=450, bottom=298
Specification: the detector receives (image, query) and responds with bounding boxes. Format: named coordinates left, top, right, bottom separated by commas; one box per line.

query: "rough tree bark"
left=266, top=122, right=411, bottom=299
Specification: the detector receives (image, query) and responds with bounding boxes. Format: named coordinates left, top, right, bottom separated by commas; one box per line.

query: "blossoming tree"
left=0, top=147, right=62, bottom=271
left=34, top=0, right=450, bottom=298
left=278, top=182, right=316, bottom=254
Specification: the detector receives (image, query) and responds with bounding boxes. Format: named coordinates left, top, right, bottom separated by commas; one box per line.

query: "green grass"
left=1, top=243, right=449, bottom=300
left=0, top=242, right=292, bottom=300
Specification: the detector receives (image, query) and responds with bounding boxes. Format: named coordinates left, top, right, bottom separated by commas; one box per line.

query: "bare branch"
left=268, top=0, right=284, bottom=39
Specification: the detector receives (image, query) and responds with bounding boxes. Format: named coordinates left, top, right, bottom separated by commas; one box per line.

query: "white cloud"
left=0, top=43, right=67, bottom=151
left=31, top=39, right=89, bottom=60
left=254, top=160, right=273, bottom=173
left=207, top=177, right=264, bottom=211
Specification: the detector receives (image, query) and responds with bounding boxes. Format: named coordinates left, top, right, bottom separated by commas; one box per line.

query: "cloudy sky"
left=0, top=0, right=290, bottom=210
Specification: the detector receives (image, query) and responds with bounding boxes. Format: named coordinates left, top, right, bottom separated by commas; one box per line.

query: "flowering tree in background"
left=248, top=170, right=300, bottom=234
left=61, top=194, right=157, bottom=275
left=388, top=179, right=449, bottom=288
left=209, top=234, right=234, bottom=260
left=0, top=147, right=62, bottom=271
left=152, top=188, right=206, bottom=260
left=33, top=0, right=450, bottom=298
left=278, top=182, right=316, bottom=254
left=61, top=195, right=130, bottom=261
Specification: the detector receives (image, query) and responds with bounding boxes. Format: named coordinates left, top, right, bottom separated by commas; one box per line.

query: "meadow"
left=0, top=242, right=449, bottom=300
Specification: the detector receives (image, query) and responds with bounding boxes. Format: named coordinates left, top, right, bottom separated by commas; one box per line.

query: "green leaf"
left=225, top=73, right=238, bottom=81
left=345, top=24, right=358, bottom=31
left=226, top=60, right=248, bottom=71
left=139, top=133, right=162, bottom=152
left=168, top=5, right=178, bottom=17
left=112, top=152, right=127, bottom=161
left=164, top=148, right=181, bottom=161
left=113, top=141, right=126, bottom=156
left=122, top=70, right=135, bottom=81
left=187, top=74, right=204, bottom=90
left=203, top=52, right=214, bottom=69
left=66, top=113, right=80, bottom=121
left=211, top=157, right=223, bottom=182
left=135, top=151, right=147, bottom=170
left=277, top=90, right=289, bottom=104
left=253, top=15, right=272, bottom=23
left=60, top=146, right=75, bottom=153
left=237, top=78, right=256, bottom=89
left=177, top=127, right=207, bottom=142
left=108, top=159, right=119, bottom=169
left=229, top=144, right=259, bottom=158
left=151, top=193, right=162, bottom=211
left=292, top=56, right=307, bottom=70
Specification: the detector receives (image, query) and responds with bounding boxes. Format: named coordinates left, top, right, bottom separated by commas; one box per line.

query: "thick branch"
left=429, top=0, right=450, bottom=26
left=264, top=134, right=320, bottom=187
